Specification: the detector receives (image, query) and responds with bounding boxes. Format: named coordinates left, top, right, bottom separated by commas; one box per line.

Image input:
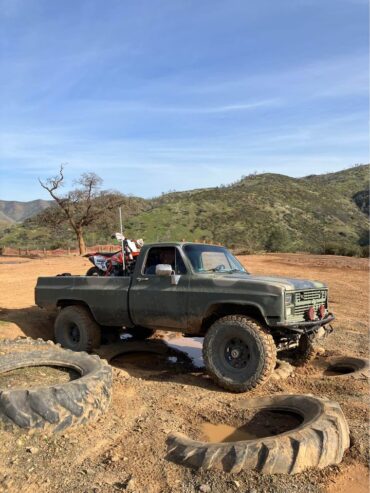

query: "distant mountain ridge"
left=0, top=199, right=52, bottom=224
left=0, top=164, right=369, bottom=255
left=122, top=164, right=369, bottom=253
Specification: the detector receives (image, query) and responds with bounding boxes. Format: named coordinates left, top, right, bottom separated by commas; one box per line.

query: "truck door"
left=129, top=246, right=189, bottom=330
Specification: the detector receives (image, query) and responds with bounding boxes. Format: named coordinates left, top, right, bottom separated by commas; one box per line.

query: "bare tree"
left=39, top=165, right=124, bottom=254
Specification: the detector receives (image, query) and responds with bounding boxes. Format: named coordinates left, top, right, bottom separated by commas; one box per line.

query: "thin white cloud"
left=63, top=98, right=281, bottom=116
left=187, top=53, right=368, bottom=100
left=182, top=99, right=281, bottom=113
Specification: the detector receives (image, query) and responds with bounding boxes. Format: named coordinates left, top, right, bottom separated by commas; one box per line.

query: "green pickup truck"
left=35, top=242, right=334, bottom=392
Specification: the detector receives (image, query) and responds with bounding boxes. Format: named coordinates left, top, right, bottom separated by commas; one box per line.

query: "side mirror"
left=155, top=264, right=173, bottom=276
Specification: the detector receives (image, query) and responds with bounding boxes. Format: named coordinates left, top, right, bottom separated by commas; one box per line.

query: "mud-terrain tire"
left=86, top=266, right=102, bottom=276
left=54, top=306, right=101, bottom=352
left=0, top=342, right=112, bottom=432
left=166, top=394, right=350, bottom=474
left=203, top=316, right=276, bottom=392
left=292, top=333, right=320, bottom=366
left=126, top=327, right=155, bottom=340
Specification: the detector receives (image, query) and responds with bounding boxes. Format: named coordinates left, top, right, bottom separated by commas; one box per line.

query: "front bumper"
left=272, top=313, right=335, bottom=331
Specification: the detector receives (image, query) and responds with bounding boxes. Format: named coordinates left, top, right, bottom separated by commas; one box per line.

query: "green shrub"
left=265, top=227, right=291, bottom=252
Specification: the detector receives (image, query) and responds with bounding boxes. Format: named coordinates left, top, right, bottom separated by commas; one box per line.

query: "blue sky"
left=0, top=0, right=368, bottom=200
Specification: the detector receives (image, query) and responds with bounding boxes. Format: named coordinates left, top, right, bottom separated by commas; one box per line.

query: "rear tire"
left=203, top=315, right=276, bottom=392
left=54, top=306, right=101, bottom=352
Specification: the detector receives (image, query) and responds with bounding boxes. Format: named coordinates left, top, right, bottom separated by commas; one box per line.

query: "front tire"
left=203, top=315, right=276, bottom=392
left=54, top=305, right=101, bottom=352
left=86, top=266, right=103, bottom=276
left=291, top=333, right=319, bottom=366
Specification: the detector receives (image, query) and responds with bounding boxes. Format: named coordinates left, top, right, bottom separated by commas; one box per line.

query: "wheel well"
left=57, top=300, right=91, bottom=312
left=201, top=303, right=267, bottom=334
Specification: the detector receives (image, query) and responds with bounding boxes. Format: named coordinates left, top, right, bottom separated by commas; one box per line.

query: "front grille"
left=294, top=305, right=314, bottom=315
left=295, top=290, right=326, bottom=302
left=287, top=289, right=327, bottom=322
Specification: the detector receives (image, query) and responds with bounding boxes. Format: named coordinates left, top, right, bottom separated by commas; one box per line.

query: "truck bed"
left=35, top=276, right=132, bottom=327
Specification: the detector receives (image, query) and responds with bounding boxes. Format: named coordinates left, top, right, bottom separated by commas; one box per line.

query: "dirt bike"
left=84, top=234, right=143, bottom=277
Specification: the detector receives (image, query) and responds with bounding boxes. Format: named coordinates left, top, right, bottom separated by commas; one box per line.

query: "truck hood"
left=218, top=272, right=327, bottom=290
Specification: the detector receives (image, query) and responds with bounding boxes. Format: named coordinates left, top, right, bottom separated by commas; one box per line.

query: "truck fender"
left=201, top=301, right=268, bottom=333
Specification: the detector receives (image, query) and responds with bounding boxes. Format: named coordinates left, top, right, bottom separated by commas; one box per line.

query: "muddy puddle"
left=199, top=409, right=303, bottom=443
left=111, top=351, right=178, bottom=372
left=201, top=422, right=258, bottom=441
left=163, top=336, right=204, bottom=369
left=0, top=365, right=79, bottom=389
left=100, top=335, right=202, bottom=374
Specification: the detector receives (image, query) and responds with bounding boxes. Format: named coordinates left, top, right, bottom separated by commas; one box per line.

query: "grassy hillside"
left=0, top=164, right=369, bottom=255
left=122, top=164, right=369, bottom=254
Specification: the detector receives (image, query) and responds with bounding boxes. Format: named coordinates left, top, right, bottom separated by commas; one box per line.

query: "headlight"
left=285, top=293, right=293, bottom=305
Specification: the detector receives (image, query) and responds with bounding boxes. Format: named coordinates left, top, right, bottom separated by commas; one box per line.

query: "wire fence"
left=0, top=240, right=226, bottom=257
left=0, top=244, right=119, bottom=257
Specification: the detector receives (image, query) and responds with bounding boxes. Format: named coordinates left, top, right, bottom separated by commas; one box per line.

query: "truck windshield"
left=183, top=244, right=247, bottom=273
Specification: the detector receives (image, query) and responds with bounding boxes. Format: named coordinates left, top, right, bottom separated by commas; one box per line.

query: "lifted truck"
left=35, top=242, right=334, bottom=392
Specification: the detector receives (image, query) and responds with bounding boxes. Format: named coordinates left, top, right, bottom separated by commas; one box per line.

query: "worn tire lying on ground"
left=166, top=394, right=350, bottom=474
left=0, top=339, right=112, bottom=432
left=320, top=355, right=369, bottom=379
left=0, top=337, right=57, bottom=354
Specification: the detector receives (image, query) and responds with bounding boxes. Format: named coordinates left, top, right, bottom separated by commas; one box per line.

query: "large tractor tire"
left=54, top=305, right=101, bottom=352
left=0, top=339, right=112, bottom=432
left=166, top=394, right=350, bottom=474
left=203, top=315, right=276, bottom=392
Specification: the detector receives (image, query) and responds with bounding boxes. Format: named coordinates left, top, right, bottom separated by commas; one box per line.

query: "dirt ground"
left=0, top=253, right=368, bottom=493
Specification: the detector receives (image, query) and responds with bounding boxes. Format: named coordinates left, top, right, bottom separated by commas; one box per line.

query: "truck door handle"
left=137, top=277, right=149, bottom=282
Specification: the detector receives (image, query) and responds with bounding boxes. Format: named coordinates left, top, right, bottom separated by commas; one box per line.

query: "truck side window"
left=144, top=247, right=187, bottom=275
